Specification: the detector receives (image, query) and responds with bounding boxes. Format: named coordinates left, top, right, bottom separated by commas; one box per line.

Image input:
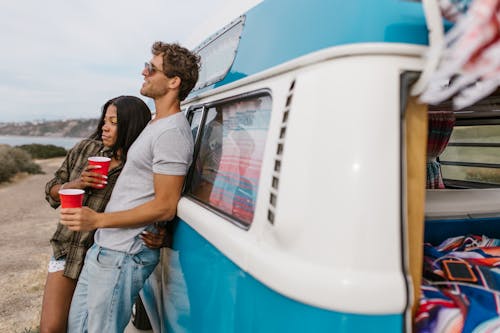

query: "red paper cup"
left=88, top=156, right=111, bottom=176
left=59, top=189, right=85, bottom=208
left=88, top=157, right=111, bottom=188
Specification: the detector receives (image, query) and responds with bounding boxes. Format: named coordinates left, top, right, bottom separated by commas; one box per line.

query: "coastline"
left=0, top=135, right=82, bottom=150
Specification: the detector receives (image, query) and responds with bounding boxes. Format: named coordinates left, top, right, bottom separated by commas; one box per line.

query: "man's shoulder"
left=150, top=114, right=191, bottom=137
left=154, top=112, right=189, bottom=127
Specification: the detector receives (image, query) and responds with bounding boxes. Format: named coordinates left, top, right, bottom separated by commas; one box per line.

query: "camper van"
left=136, top=0, right=500, bottom=332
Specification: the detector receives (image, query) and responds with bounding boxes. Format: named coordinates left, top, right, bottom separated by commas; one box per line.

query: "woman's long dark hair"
left=90, top=95, right=151, bottom=161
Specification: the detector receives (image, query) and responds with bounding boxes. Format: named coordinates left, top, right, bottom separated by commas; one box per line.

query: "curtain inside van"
left=426, top=111, right=455, bottom=189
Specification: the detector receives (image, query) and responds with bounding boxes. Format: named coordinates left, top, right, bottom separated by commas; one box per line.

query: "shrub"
left=9, top=147, right=43, bottom=174
left=18, top=143, right=67, bottom=159
left=0, top=146, right=44, bottom=183
left=0, top=146, right=17, bottom=183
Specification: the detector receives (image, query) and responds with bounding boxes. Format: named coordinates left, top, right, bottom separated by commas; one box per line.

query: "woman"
left=40, top=96, right=162, bottom=333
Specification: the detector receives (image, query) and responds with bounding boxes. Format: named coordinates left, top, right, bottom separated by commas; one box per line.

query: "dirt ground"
left=0, top=157, right=64, bottom=333
left=0, top=158, right=150, bottom=333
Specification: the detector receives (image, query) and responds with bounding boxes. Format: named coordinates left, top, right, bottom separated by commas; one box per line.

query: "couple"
left=40, top=41, right=201, bottom=333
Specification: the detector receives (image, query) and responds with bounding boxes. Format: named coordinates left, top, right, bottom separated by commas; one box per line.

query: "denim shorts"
left=48, top=256, right=66, bottom=273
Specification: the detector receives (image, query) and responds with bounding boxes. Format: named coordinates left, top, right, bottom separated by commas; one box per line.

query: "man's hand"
left=60, top=207, right=100, bottom=231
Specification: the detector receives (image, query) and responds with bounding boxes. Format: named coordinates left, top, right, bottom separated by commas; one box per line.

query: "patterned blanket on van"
left=415, top=235, right=500, bottom=333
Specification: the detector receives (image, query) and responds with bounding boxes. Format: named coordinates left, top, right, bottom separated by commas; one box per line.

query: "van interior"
left=406, top=84, right=500, bottom=331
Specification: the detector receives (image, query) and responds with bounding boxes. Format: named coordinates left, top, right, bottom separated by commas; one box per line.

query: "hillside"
left=0, top=118, right=99, bottom=138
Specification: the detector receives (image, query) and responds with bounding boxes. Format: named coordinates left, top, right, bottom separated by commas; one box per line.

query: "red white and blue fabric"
left=421, top=0, right=500, bottom=109
left=415, top=235, right=500, bottom=332
left=439, top=0, right=473, bottom=21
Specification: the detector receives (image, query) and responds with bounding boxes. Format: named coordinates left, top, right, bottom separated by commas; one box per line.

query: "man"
left=60, top=41, right=200, bottom=333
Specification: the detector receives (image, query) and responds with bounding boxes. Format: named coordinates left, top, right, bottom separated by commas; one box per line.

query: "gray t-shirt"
left=94, top=112, right=194, bottom=253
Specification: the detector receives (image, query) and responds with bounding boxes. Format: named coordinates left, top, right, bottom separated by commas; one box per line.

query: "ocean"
left=0, top=135, right=83, bottom=150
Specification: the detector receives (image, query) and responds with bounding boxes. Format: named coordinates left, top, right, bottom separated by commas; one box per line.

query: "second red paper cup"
left=59, top=189, right=85, bottom=208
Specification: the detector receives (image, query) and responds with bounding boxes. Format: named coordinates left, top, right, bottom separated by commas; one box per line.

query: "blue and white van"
left=138, top=0, right=500, bottom=332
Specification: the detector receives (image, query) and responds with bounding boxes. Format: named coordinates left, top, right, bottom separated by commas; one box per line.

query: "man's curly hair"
left=152, top=42, right=201, bottom=101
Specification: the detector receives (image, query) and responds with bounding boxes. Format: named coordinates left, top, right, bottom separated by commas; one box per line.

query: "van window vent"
left=268, top=80, right=295, bottom=224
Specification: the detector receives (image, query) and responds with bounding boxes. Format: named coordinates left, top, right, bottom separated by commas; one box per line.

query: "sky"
left=0, top=0, right=260, bottom=123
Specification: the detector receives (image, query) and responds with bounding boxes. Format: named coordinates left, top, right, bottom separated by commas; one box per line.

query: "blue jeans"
left=67, top=243, right=160, bottom=333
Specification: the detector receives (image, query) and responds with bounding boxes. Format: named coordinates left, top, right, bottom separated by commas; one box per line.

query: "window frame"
left=191, top=16, right=246, bottom=92
left=441, top=118, right=500, bottom=188
left=184, top=89, right=272, bottom=230
left=182, top=105, right=207, bottom=193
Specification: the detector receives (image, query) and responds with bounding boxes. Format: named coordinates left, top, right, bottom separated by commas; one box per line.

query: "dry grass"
left=0, top=254, right=49, bottom=332
left=0, top=253, right=49, bottom=333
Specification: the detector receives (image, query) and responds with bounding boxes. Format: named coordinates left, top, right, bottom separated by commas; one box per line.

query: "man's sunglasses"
left=144, top=62, right=163, bottom=75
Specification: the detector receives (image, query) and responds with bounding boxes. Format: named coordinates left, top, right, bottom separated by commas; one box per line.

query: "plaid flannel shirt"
left=45, top=139, right=122, bottom=280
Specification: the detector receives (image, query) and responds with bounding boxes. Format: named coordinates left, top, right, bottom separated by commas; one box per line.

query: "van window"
left=192, top=17, right=245, bottom=91
left=187, top=94, right=272, bottom=226
left=440, top=124, right=500, bottom=187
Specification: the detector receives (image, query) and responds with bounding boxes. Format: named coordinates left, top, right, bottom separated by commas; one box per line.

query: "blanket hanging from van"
left=438, top=0, right=473, bottom=21
left=415, top=235, right=500, bottom=332
left=420, top=0, right=500, bottom=109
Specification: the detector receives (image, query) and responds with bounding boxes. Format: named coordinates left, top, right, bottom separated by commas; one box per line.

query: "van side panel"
left=210, top=0, right=427, bottom=89
left=142, top=220, right=403, bottom=333
left=141, top=48, right=426, bottom=331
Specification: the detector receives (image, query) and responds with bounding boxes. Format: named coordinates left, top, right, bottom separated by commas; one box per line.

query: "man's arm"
left=60, top=173, right=184, bottom=231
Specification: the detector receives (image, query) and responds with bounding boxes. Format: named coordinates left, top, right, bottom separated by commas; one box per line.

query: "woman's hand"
left=140, top=225, right=169, bottom=249
left=77, top=164, right=108, bottom=189
left=50, top=164, right=107, bottom=202
left=58, top=164, right=107, bottom=191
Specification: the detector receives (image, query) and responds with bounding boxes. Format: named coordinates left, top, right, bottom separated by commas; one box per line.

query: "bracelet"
left=60, top=182, right=69, bottom=190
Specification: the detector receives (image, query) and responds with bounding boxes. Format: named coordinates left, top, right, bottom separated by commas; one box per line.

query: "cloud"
left=0, top=0, right=260, bottom=122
